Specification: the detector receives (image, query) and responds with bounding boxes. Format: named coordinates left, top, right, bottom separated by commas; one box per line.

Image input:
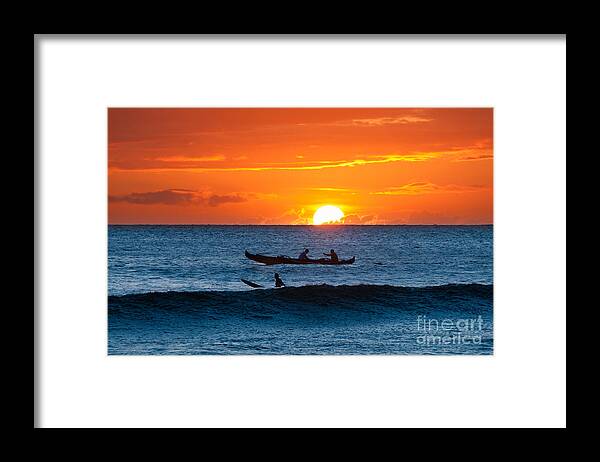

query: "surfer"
left=298, top=248, right=310, bottom=260
left=323, top=249, right=339, bottom=263
left=274, top=273, right=285, bottom=288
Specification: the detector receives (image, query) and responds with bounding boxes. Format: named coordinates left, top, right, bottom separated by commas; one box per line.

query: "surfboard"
left=241, top=278, right=264, bottom=288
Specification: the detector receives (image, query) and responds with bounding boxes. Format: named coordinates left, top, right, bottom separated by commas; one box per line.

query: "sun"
left=313, top=205, right=344, bottom=225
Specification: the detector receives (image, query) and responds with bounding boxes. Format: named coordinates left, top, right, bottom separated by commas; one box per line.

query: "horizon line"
left=108, top=223, right=493, bottom=226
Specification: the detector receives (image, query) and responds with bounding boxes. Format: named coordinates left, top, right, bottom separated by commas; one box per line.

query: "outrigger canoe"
left=245, top=250, right=355, bottom=266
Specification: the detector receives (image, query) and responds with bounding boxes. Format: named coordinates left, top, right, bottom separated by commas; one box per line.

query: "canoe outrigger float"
left=245, top=250, right=355, bottom=266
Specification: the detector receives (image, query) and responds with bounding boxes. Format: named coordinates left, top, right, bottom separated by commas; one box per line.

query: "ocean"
left=108, top=225, right=493, bottom=355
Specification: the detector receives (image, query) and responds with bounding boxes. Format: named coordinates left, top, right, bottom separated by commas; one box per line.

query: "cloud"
left=307, top=187, right=356, bottom=193
left=109, top=189, right=248, bottom=207
left=153, top=155, right=226, bottom=162
left=345, top=116, right=434, bottom=126
left=259, top=208, right=312, bottom=225
left=373, top=182, right=487, bottom=196
left=259, top=209, right=384, bottom=225
left=108, top=189, right=197, bottom=205
left=342, top=214, right=382, bottom=225
left=207, top=194, right=247, bottom=207
left=447, top=139, right=493, bottom=162
left=315, top=115, right=433, bottom=128
left=110, top=152, right=441, bottom=173
left=452, top=153, right=494, bottom=162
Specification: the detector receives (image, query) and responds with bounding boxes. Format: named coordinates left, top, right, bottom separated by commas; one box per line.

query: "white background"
left=36, top=35, right=566, bottom=428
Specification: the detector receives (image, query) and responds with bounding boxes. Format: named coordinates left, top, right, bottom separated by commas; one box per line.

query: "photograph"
left=108, top=108, right=494, bottom=355
left=36, top=35, right=566, bottom=428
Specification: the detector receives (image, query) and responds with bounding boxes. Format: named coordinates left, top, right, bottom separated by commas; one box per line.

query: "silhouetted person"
left=324, top=249, right=339, bottom=262
left=298, top=248, right=310, bottom=260
left=274, top=273, right=285, bottom=288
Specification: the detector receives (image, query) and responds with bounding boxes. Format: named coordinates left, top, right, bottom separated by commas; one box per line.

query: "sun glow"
left=313, top=205, right=345, bottom=225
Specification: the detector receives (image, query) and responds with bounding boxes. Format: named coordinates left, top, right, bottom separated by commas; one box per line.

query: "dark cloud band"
left=109, top=189, right=247, bottom=207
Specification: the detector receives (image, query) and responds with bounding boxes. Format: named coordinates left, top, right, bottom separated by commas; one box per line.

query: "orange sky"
left=108, top=108, right=493, bottom=224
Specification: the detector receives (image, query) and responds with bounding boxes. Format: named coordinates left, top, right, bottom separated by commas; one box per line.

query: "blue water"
left=108, top=225, right=493, bottom=355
